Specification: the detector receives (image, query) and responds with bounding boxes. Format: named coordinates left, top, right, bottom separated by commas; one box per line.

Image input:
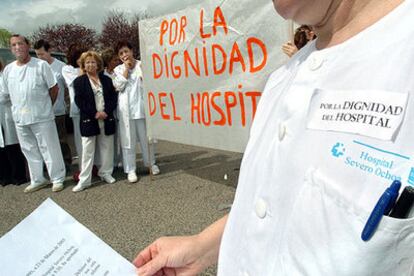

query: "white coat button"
left=255, top=198, right=267, bottom=219
left=278, top=123, right=286, bottom=141
left=308, top=55, right=324, bottom=70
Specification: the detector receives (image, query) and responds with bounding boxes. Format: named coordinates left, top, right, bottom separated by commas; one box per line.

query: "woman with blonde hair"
left=62, top=44, right=100, bottom=181
left=73, top=51, right=117, bottom=192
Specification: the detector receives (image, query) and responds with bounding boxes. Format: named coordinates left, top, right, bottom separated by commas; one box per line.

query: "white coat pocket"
left=282, top=168, right=414, bottom=276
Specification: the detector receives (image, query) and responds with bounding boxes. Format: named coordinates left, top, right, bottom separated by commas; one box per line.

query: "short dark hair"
left=33, top=39, right=51, bottom=51
left=66, top=44, right=86, bottom=68
left=10, top=34, right=30, bottom=45
left=115, top=40, right=133, bottom=55
left=0, top=60, right=3, bottom=72
left=101, top=48, right=116, bottom=68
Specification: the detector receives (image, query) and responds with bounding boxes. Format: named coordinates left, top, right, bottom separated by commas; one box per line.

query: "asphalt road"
left=0, top=140, right=242, bottom=275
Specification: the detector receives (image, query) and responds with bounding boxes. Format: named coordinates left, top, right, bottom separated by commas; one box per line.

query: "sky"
left=0, top=0, right=204, bottom=35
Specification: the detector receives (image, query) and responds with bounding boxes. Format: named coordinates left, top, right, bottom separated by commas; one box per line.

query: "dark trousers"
left=0, top=143, right=28, bottom=186
left=56, top=115, right=72, bottom=167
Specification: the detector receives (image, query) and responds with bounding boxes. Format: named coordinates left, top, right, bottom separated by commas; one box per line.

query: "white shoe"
left=52, top=182, right=64, bottom=192
left=151, top=164, right=160, bottom=175
left=127, top=171, right=138, bottom=183
left=101, top=175, right=116, bottom=184
left=24, top=182, right=48, bottom=193
left=72, top=183, right=89, bottom=192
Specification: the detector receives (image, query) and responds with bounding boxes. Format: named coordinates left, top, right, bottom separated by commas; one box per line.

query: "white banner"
left=139, top=0, right=289, bottom=152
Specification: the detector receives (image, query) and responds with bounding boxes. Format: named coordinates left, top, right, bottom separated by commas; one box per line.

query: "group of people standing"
left=0, top=35, right=160, bottom=193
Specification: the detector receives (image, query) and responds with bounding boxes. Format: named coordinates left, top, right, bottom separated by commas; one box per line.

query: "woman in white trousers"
left=113, top=41, right=160, bottom=183
left=73, top=51, right=118, bottom=192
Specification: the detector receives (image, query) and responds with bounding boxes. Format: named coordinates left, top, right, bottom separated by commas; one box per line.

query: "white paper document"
left=0, top=198, right=136, bottom=276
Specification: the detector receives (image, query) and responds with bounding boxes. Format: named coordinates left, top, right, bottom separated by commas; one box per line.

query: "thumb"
left=137, top=254, right=166, bottom=276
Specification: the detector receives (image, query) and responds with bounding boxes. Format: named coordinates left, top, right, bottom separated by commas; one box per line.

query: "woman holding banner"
left=113, top=41, right=160, bottom=183
left=134, top=0, right=414, bottom=275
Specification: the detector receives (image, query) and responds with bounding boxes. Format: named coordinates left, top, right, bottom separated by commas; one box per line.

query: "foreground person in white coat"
left=1, top=35, right=65, bottom=193
left=113, top=41, right=160, bottom=183
left=134, top=0, right=414, bottom=275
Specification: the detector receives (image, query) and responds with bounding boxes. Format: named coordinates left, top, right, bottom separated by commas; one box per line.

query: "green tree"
left=0, top=28, right=12, bottom=48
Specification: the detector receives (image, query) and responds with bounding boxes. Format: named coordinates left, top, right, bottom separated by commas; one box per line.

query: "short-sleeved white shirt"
left=62, top=65, right=80, bottom=117
left=2, top=57, right=56, bottom=126
left=50, top=58, right=67, bottom=116
left=218, top=1, right=414, bottom=275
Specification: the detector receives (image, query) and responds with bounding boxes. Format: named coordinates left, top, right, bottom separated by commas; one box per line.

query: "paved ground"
left=0, top=140, right=242, bottom=275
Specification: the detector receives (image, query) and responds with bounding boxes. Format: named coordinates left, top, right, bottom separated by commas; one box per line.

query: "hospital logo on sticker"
left=331, top=142, right=345, bottom=157
left=330, top=140, right=403, bottom=182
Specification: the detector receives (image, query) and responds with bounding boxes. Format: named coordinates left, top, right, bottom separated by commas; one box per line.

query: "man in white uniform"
left=134, top=0, right=414, bottom=275
left=1, top=35, right=65, bottom=193
left=34, top=39, right=72, bottom=168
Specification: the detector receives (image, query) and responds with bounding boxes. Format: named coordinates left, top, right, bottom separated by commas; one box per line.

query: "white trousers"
left=78, top=127, right=114, bottom=187
left=16, top=120, right=66, bottom=185
left=122, top=119, right=155, bottom=173
left=113, top=121, right=122, bottom=167
left=72, top=116, right=101, bottom=170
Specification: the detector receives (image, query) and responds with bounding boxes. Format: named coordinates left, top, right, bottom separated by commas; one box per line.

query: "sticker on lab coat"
left=306, top=89, right=408, bottom=141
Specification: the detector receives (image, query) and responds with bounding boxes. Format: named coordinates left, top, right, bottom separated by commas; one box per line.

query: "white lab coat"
left=113, top=60, right=146, bottom=149
left=105, top=69, right=122, bottom=166
left=0, top=73, right=19, bottom=147
left=218, top=1, right=414, bottom=275
left=62, top=65, right=80, bottom=117
left=50, top=58, right=67, bottom=116
left=62, top=65, right=83, bottom=164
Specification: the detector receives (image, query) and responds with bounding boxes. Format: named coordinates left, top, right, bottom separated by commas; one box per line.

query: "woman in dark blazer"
left=73, top=51, right=117, bottom=192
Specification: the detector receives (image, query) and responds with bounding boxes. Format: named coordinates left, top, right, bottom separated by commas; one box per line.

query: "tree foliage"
left=29, top=11, right=150, bottom=56
left=99, top=11, right=142, bottom=58
left=31, top=23, right=97, bottom=53
left=0, top=28, right=12, bottom=48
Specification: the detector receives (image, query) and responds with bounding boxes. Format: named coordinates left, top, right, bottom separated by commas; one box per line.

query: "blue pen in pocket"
left=361, top=180, right=401, bottom=241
